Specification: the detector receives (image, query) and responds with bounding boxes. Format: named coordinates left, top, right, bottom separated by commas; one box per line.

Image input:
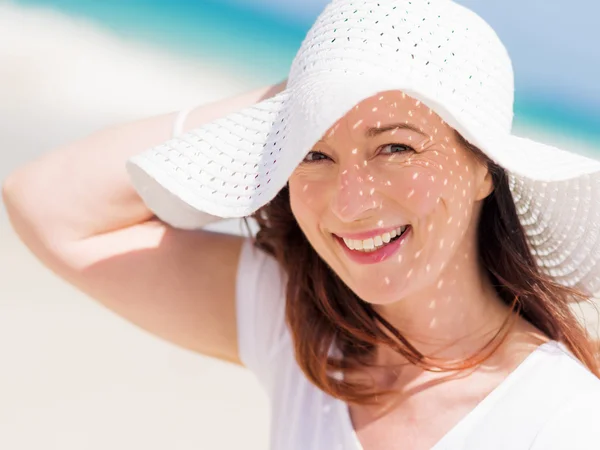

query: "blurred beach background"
left=1, top=0, right=600, bottom=448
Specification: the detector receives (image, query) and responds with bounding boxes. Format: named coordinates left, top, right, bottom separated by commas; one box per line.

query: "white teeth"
left=341, top=226, right=408, bottom=253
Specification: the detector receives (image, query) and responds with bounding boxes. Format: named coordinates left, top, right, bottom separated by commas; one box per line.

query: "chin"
left=344, top=274, right=412, bottom=306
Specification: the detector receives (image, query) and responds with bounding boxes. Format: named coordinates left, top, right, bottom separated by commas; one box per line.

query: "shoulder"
left=530, top=384, right=600, bottom=449
left=529, top=342, right=600, bottom=449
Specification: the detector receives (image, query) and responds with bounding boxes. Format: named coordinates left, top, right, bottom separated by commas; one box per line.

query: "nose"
left=330, top=164, right=379, bottom=223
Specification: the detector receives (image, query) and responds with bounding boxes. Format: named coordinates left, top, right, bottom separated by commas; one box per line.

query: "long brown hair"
left=250, top=130, right=600, bottom=405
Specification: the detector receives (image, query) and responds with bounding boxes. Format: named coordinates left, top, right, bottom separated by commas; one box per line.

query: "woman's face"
left=288, top=91, right=493, bottom=305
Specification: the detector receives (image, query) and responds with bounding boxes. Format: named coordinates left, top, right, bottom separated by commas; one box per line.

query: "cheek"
left=376, top=164, right=448, bottom=216
left=289, top=177, right=320, bottom=209
left=288, top=178, right=328, bottom=236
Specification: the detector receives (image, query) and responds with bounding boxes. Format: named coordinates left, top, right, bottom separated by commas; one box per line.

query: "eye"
left=302, top=151, right=331, bottom=163
left=380, top=143, right=415, bottom=155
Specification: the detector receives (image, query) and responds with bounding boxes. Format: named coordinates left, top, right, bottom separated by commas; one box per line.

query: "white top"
left=236, top=239, right=600, bottom=449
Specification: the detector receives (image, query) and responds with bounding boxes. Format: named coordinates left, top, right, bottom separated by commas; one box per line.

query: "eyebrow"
left=365, top=123, right=428, bottom=138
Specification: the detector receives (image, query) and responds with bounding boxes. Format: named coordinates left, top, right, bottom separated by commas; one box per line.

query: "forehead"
left=322, top=90, right=449, bottom=143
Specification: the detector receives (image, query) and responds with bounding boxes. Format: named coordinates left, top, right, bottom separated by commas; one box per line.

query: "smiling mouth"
left=338, top=225, right=410, bottom=253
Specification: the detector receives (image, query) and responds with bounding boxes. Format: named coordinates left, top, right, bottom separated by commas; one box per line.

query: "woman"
left=5, top=0, right=600, bottom=448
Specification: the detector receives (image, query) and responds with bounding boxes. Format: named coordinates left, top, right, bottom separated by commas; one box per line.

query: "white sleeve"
left=235, top=238, right=290, bottom=388
left=172, top=107, right=194, bottom=138
left=530, top=387, right=600, bottom=449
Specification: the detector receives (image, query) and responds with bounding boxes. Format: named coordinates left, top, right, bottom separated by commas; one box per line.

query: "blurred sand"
left=1, top=3, right=600, bottom=450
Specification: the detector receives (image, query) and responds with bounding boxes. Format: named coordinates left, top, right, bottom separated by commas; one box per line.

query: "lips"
left=334, top=225, right=412, bottom=265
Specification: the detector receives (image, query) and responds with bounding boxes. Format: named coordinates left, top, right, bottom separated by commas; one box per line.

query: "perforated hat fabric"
left=126, top=0, right=600, bottom=294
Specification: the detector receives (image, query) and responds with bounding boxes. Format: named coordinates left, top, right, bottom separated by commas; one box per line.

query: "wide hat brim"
left=126, top=71, right=600, bottom=294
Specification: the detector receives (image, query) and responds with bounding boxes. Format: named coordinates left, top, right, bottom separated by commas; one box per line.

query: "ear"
left=474, top=165, right=494, bottom=201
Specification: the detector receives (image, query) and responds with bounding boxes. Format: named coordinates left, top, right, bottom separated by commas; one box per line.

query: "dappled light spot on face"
left=327, top=123, right=341, bottom=138
left=353, top=119, right=364, bottom=129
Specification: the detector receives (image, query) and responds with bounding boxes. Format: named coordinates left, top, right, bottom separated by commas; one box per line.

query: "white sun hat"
left=126, top=0, right=600, bottom=294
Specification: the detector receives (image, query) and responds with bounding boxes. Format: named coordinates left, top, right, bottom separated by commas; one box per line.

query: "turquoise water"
left=15, top=0, right=600, bottom=149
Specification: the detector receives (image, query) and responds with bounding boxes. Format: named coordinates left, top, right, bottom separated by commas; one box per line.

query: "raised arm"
left=2, top=80, right=286, bottom=365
